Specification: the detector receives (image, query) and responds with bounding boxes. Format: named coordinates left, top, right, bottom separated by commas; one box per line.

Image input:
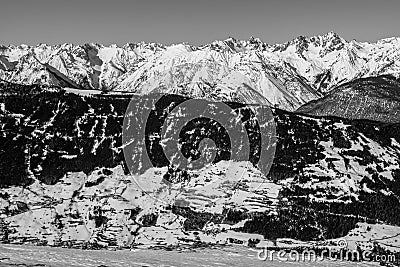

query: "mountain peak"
left=324, top=31, right=343, bottom=39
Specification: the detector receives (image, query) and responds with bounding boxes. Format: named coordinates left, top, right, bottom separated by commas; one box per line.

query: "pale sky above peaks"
left=1, top=0, right=400, bottom=46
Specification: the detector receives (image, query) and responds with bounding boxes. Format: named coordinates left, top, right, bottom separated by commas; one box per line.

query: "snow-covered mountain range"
left=1, top=33, right=400, bottom=264
left=2, top=32, right=400, bottom=111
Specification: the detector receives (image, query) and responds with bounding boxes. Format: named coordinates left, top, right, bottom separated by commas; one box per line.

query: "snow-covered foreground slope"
left=0, top=84, right=400, bottom=262
left=0, top=162, right=279, bottom=248
left=2, top=32, right=400, bottom=111
left=0, top=244, right=383, bottom=267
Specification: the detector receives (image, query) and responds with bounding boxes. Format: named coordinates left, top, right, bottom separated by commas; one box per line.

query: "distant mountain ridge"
left=2, top=33, right=400, bottom=111
left=297, top=75, right=400, bottom=123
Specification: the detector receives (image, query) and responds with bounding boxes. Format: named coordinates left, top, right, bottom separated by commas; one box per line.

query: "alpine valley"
left=0, top=33, right=400, bottom=265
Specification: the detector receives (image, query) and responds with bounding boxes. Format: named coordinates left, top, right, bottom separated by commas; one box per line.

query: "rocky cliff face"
left=0, top=82, right=400, bottom=250
left=297, top=75, right=400, bottom=123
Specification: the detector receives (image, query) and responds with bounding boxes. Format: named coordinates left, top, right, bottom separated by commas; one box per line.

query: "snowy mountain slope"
left=297, top=75, right=400, bottom=123
left=0, top=84, right=399, bottom=251
left=2, top=33, right=400, bottom=111
left=269, top=32, right=400, bottom=92
left=111, top=45, right=320, bottom=109
left=0, top=42, right=163, bottom=90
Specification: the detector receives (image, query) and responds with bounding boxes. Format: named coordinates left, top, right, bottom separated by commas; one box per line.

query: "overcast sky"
left=1, top=0, right=400, bottom=46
